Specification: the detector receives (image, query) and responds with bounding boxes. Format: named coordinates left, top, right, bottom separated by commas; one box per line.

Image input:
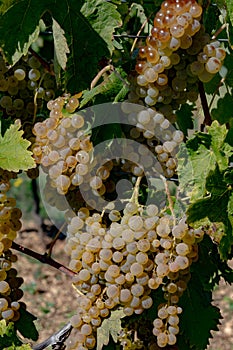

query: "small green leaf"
left=11, top=23, right=41, bottom=66
left=97, top=309, right=125, bottom=350
left=15, top=307, right=38, bottom=341
left=0, top=120, right=35, bottom=172
left=81, top=0, right=122, bottom=54
left=0, top=320, right=22, bottom=347
left=208, top=120, right=233, bottom=171
left=52, top=18, right=70, bottom=70
left=80, top=69, right=128, bottom=108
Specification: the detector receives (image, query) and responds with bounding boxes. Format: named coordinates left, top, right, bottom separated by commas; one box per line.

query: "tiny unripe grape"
left=205, top=57, right=222, bottom=74
left=2, top=308, right=14, bottom=320
left=120, top=289, right=132, bottom=303
left=14, top=68, right=26, bottom=81
left=0, top=281, right=10, bottom=293
left=81, top=324, right=92, bottom=336
left=176, top=242, right=190, bottom=256
left=0, top=298, right=8, bottom=311
left=28, top=68, right=41, bottom=81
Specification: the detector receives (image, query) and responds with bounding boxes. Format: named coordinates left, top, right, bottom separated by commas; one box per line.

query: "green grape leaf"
left=15, top=307, right=38, bottom=341
left=80, top=69, right=128, bottom=108
left=0, top=320, right=22, bottom=347
left=97, top=309, right=125, bottom=350
left=52, top=1, right=110, bottom=92
left=227, top=192, right=233, bottom=235
left=11, top=23, right=41, bottom=66
left=224, top=52, right=233, bottom=87
left=0, top=120, right=35, bottom=172
left=175, top=103, right=194, bottom=137
left=0, top=116, right=12, bottom=137
left=203, top=3, right=221, bottom=37
left=52, top=18, right=70, bottom=70
left=190, top=234, right=233, bottom=291
left=178, top=267, right=221, bottom=350
left=178, top=121, right=233, bottom=202
left=0, top=0, right=43, bottom=65
left=177, top=143, right=216, bottom=201
left=226, top=0, right=233, bottom=27
left=0, top=0, right=15, bottom=14
left=211, top=92, right=233, bottom=124
left=187, top=166, right=233, bottom=258
left=81, top=0, right=122, bottom=54
left=0, top=0, right=109, bottom=92
left=204, top=72, right=221, bottom=95
left=207, top=120, right=233, bottom=171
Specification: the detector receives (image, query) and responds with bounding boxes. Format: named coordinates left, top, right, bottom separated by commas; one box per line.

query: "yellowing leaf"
left=97, top=309, right=125, bottom=350
left=52, top=18, right=70, bottom=70
left=0, top=121, right=35, bottom=172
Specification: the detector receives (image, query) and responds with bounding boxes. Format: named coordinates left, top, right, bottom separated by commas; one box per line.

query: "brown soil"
left=13, top=219, right=233, bottom=350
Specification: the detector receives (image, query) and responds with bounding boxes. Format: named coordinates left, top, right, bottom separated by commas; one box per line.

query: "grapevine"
left=0, top=0, right=233, bottom=350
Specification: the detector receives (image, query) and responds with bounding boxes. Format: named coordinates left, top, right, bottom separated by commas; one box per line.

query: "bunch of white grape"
left=188, top=40, right=226, bottom=82
left=130, top=0, right=226, bottom=118
left=64, top=200, right=205, bottom=349
left=122, top=102, right=184, bottom=178
left=0, top=170, right=25, bottom=322
left=0, top=53, right=56, bottom=121
left=32, top=95, right=94, bottom=196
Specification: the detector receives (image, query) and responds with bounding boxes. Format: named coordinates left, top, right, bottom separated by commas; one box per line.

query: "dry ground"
left=13, top=219, right=233, bottom=350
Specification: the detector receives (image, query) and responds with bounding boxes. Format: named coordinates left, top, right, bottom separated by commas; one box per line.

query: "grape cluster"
left=0, top=53, right=56, bottom=122
left=122, top=103, right=184, bottom=178
left=0, top=170, right=25, bottom=322
left=64, top=201, right=204, bottom=349
left=188, top=40, right=226, bottom=82
left=130, top=0, right=226, bottom=118
left=32, top=95, right=93, bottom=197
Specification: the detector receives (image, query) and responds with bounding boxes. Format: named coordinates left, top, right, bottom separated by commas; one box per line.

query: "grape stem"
left=90, top=64, right=114, bottom=89
left=47, top=222, right=66, bottom=257
left=160, top=175, right=176, bottom=225
left=212, top=23, right=227, bottom=40
left=33, top=72, right=46, bottom=123
left=130, top=13, right=153, bottom=54
left=130, top=176, right=142, bottom=206
left=198, top=81, right=212, bottom=128
left=11, top=241, right=76, bottom=278
left=32, top=321, right=73, bottom=350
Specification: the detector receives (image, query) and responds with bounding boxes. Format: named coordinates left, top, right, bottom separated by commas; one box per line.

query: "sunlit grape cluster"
left=32, top=95, right=94, bottom=196
left=130, top=0, right=226, bottom=118
left=64, top=201, right=204, bottom=349
left=122, top=103, right=184, bottom=178
left=0, top=170, right=25, bottom=322
left=0, top=52, right=56, bottom=121
left=188, top=40, right=226, bottom=82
